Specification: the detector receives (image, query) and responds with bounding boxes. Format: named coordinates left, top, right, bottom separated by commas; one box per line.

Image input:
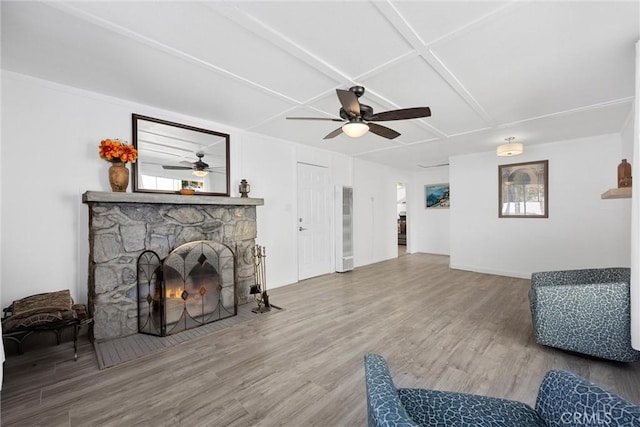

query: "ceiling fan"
left=162, top=152, right=219, bottom=177
left=287, top=86, right=431, bottom=140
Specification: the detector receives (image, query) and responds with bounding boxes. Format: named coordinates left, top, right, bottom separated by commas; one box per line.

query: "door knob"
left=299, top=226, right=308, bottom=231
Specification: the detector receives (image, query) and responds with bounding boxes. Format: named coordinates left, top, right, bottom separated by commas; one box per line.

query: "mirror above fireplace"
left=132, top=114, right=230, bottom=196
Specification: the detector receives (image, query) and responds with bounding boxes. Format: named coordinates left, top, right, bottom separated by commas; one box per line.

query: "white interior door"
left=297, top=163, right=331, bottom=280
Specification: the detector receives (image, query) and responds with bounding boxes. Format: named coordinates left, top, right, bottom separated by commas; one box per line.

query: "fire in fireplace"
left=136, top=240, right=237, bottom=336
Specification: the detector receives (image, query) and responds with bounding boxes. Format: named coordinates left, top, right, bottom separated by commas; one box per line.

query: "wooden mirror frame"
left=132, top=114, right=230, bottom=196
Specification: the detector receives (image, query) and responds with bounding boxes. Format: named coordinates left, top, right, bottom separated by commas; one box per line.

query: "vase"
left=108, top=162, right=129, bottom=192
left=617, top=159, right=632, bottom=188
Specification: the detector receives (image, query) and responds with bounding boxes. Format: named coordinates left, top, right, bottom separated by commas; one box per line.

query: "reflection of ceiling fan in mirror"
left=286, top=86, right=431, bottom=140
left=162, top=152, right=222, bottom=177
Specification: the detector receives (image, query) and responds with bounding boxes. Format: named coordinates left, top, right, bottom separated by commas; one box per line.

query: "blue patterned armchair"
left=529, top=267, right=640, bottom=362
left=364, top=353, right=640, bottom=427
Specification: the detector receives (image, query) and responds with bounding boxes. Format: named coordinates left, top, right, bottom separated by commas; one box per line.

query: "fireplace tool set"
left=250, top=245, right=279, bottom=313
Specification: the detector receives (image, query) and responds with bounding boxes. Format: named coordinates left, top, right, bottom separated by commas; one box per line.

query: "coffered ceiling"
left=2, top=1, right=638, bottom=170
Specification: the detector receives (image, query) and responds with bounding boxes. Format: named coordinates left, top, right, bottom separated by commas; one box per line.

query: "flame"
left=165, top=287, right=182, bottom=299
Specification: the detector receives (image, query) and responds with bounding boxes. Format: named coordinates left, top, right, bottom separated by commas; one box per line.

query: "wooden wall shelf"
left=601, top=187, right=632, bottom=199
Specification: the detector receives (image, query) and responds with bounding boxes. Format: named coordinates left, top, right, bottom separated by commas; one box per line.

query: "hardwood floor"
left=2, top=253, right=640, bottom=426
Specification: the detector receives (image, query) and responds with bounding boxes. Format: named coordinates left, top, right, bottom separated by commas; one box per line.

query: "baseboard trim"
left=449, top=263, right=530, bottom=280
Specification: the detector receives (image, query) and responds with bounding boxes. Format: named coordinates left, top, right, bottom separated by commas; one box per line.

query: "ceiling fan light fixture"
left=342, top=121, right=369, bottom=138
left=497, top=137, right=523, bottom=157
left=193, top=170, right=208, bottom=177
left=287, top=86, right=430, bottom=140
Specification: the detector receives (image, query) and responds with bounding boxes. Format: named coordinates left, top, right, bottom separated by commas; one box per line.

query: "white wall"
left=237, top=135, right=354, bottom=285
left=450, top=134, right=631, bottom=279
left=1, top=71, right=405, bottom=308
left=0, top=73, right=273, bottom=306
left=409, top=167, right=450, bottom=255
left=237, top=133, right=298, bottom=287
left=621, top=103, right=635, bottom=162
left=353, top=159, right=409, bottom=267
left=0, top=66, right=4, bottom=387
left=630, top=41, right=639, bottom=349
left=2, top=73, right=129, bottom=307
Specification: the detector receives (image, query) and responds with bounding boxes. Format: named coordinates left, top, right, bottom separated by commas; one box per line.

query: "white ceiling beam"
left=48, top=1, right=300, bottom=106
left=202, top=1, right=353, bottom=104
left=374, top=0, right=507, bottom=128
left=496, top=97, right=634, bottom=129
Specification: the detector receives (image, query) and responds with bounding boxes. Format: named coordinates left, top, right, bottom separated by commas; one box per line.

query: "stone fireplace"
left=82, top=191, right=264, bottom=341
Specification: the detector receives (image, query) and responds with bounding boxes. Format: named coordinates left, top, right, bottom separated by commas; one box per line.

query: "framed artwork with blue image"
left=425, top=183, right=450, bottom=209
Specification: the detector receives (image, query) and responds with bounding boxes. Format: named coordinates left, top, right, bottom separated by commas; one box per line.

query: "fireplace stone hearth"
left=82, top=191, right=264, bottom=341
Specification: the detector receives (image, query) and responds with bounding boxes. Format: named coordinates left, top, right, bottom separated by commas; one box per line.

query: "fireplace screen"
left=137, top=240, right=237, bottom=336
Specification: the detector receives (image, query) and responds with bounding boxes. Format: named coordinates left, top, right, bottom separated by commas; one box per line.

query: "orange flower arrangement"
left=99, top=138, right=138, bottom=163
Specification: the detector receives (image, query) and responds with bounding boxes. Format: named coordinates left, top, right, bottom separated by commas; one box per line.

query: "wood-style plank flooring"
left=2, top=252, right=640, bottom=426
left=94, top=303, right=276, bottom=369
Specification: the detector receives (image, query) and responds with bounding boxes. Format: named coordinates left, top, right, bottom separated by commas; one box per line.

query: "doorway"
left=297, top=163, right=331, bottom=280
left=397, top=182, right=407, bottom=256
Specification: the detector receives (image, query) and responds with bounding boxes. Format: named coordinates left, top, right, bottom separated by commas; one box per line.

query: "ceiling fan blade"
left=369, top=107, right=431, bottom=121
left=367, top=122, right=401, bottom=139
left=336, top=89, right=360, bottom=117
left=418, top=162, right=449, bottom=169
left=205, top=169, right=226, bottom=175
left=323, top=127, right=344, bottom=140
left=286, top=117, right=344, bottom=122
left=163, top=165, right=193, bottom=170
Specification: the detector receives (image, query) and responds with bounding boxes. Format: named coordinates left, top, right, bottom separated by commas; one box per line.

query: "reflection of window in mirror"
left=140, top=176, right=207, bottom=192
left=181, top=180, right=204, bottom=190
left=132, top=114, right=230, bottom=196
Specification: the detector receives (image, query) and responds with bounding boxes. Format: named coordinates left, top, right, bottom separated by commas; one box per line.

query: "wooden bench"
left=2, top=290, right=92, bottom=361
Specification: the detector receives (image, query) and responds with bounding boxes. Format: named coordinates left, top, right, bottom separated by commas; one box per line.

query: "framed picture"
left=499, top=160, right=548, bottom=218
left=425, top=183, right=450, bottom=209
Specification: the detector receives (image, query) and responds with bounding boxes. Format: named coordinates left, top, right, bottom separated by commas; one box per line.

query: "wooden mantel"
left=82, top=191, right=264, bottom=206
